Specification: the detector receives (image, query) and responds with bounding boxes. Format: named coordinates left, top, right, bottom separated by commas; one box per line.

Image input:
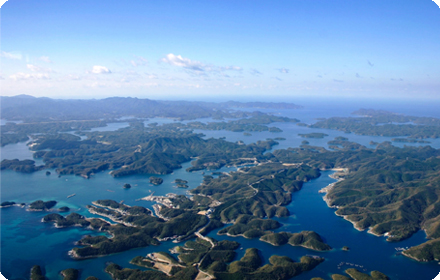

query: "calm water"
left=2, top=100, right=440, bottom=279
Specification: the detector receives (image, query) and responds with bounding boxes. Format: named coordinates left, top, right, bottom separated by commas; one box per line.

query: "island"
left=30, top=265, right=45, bottom=280
left=298, top=133, right=329, bottom=138
left=58, top=206, right=70, bottom=212
left=61, top=268, right=79, bottom=280
left=29, top=200, right=57, bottom=211
left=260, top=231, right=332, bottom=251
left=1, top=201, right=16, bottom=208
left=311, top=108, right=440, bottom=139
left=150, top=176, right=164, bottom=185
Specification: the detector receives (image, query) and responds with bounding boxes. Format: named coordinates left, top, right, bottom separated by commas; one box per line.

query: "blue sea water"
left=2, top=99, right=440, bottom=279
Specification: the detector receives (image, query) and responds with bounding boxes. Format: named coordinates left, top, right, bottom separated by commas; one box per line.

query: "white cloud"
left=220, top=66, right=242, bottom=71
left=1, top=51, right=22, bottom=60
left=161, top=53, right=242, bottom=74
left=131, top=56, right=148, bottom=67
left=27, top=64, right=54, bottom=73
left=9, top=72, right=50, bottom=81
left=278, top=68, right=289, bottom=73
left=39, top=56, right=52, bottom=63
left=162, top=54, right=205, bottom=71
left=91, top=65, right=111, bottom=74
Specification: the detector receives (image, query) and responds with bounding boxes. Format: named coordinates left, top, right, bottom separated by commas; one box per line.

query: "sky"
left=1, top=0, right=440, bottom=101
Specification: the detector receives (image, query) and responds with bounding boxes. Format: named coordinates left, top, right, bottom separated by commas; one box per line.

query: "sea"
left=1, top=97, right=440, bottom=280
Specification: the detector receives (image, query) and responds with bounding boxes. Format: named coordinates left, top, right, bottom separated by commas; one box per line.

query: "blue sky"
left=1, top=0, right=439, bottom=100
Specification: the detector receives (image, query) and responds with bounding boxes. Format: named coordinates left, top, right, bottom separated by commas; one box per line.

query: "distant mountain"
left=0, top=95, right=302, bottom=122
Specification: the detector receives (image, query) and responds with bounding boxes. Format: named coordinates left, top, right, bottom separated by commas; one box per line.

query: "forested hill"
left=0, top=95, right=302, bottom=122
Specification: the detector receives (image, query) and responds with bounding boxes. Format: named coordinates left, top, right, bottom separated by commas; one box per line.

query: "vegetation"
left=43, top=213, right=92, bottom=228
left=150, top=176, right=164, bottom=185
left=260, top=231, right=332, bottom=251
left=5, top=125, right=277, bottom=178
left=58, top=206, right=70, bottom=212
left=29, top=200, right=57, bottom=211
left=345, top=268, right=389, bottom=280
left=1, top=201, right=16, bottom=207
left=61, top=268, right=79, bottom=280
left=403, top=238, right=440, bottom=262
left=311, top=108, right=440, bottom=139
left=43, top=199, right=210, bottom=258
left=30, top=265, right=45, bottom=280
left=124, top=238, right=323, bottom=280
left=261, top=142, right=440, bottom=242
left=298, top=133, right=329, bottom=138
left=218, top=215, right=281, bottom=238
left=0, top=159, right=44, bottom=173
left=255, top=139, right=440, bottom=260
left=215, top=248, right=324, bottom=280
left=192, top=163, right=320, bottom=223
left=1, top=96, right=301, bottom=146
left=174, top=179, right=188, bottom=184
left=105, top=262, right=199, bottom=280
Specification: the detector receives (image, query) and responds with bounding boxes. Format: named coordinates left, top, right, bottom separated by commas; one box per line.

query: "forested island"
left=311, top=108, right=440, bottom=139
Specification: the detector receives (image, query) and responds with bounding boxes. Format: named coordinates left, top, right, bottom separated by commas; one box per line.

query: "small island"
left=61, top=268, right=79, bottom=280
left=122, top=183, right=131, bottom=189
left=298, top=133, right=329, bottom=138
left=1, top=201, right=16, bottom=208
left=29, top=200, right=57, bottom=211
left=150, top=176, right=164, bottom=185
left=58, top=206, right=70, bottom=212
left=173, top=179, right=189, bottom=188
left=30, top=265, right=45, bottom=280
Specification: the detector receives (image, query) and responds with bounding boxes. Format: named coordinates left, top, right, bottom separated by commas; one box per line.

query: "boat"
left=67, top=193, right=76, bottom=198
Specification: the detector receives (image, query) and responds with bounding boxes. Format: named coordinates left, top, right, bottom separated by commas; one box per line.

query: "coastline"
left=320, top=169, right=393, bottom=239
left=318, top=168, right=348, bottom=208
left=320, top=169, right=363, bottom=232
